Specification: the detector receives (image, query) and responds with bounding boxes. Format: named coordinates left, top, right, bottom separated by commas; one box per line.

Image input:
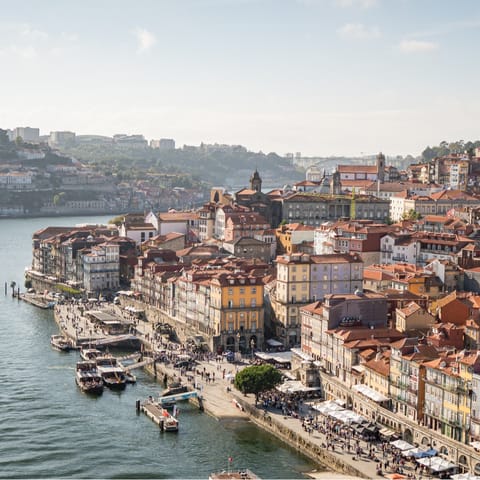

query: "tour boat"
left=80, top=347, right=102, bottom=361
left=51, top=334, right=74, bottom=352
left=75, top=361, right=104, bottom=394
left=95, top=356, right=127, bottom=390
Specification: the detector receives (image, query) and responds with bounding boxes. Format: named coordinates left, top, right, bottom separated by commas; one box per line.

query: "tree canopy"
left=422, top=140, right=480, bottom=161
left=402, top=209, right=421, bottom=221
left=234, top=364, right=283, bottom=401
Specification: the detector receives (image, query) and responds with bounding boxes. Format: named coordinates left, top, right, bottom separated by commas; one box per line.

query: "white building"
left=380, top=234, right=418, bottom=264
left=0, top=171, right=35, bottom=189
left=49, top=131, right=76, bottom=148
left=150, top=138, right=175, bottom=150
left=81, top=243, right=120, bottom=293
left=11, top=127, right=40, bottom=143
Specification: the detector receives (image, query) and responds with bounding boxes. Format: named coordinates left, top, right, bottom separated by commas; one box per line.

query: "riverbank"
left=53, top=301, right=386, bottom=479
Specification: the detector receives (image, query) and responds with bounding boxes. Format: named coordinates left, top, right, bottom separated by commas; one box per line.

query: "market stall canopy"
left=254, top=351, right=292, bottom=364
left=417, top=456, right=456, bottom=472
left=451, top=474, right=480, bottom=480
left=312, top=400, right=345, bottom=415
left=276, top=380, right=320, bottom=394
left=390, top=439, right=415, bottom=451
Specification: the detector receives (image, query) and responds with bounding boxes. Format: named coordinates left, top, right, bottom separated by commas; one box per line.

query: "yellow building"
left=210, top=272, right=264, bottom=354
left=363, top=351, right=390, bottom=399
left=275, top=223, right=315, bottom=255
left=395, top=301, right=435, bottom=332
left=424, top=351, right=480, bottom=443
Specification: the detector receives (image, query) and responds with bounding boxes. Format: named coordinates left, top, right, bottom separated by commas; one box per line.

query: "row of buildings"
left=6, top=126, right=175, bottom=150
left=295, top=289, right=480, bottom=447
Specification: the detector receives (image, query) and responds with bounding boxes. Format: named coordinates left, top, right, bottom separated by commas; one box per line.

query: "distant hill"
left=57, top=142, right=304, bottom=187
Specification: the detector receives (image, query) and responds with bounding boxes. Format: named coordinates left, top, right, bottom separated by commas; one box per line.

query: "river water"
left=0, top=216, right=316, bottom=479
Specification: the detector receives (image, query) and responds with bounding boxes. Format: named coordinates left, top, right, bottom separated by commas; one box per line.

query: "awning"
left=290, top=347, right=314, bottom=362
left=352, top=384, right=389, bottom=403
left=266, top=339, right=283, bottom=347
left=379, top=427, right=397, bottom=437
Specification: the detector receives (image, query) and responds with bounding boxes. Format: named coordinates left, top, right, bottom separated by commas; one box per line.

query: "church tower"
left=376, top=152, right=385, bottom=183
left=250, top=169, right=262, bottom=192
left=330, top=169, right=341, bottom=195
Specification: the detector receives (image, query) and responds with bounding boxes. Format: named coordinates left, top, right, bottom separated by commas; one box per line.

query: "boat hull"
left=103, top=378, right=127, bottom=390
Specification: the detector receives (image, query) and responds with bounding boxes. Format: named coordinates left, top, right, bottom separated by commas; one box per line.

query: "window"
left=251, top=299, right=256, bottom=307
left=251, top=287, right=256, bottom=293
left=228, top=288, right=233, bottom=295
left=228, top=322, right=234, bottom=332
left=239, top=299, right=245, bottom=307
left=239, top=287, right=245, bottom=294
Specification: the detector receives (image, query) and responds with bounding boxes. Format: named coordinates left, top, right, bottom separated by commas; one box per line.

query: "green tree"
left=402, top=209, right=421, bottom=221
left=234, top=364, right=283, bottom=403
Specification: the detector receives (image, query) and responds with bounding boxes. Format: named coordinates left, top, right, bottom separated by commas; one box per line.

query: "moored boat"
left=80, top=347, right=102, bottom=361
left=51, top=334, right=74, bottom=352
left=95, top=356, right=127, bottom=390
left=209, top=469, right=260, bottom=480
left=75, top=361, right=104, bottom=394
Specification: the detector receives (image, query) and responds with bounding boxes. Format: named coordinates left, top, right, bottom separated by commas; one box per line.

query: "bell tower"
left=377, top=152, right=385, bottom=183
left=330, top=169, right=341, bottom=195
left=250, top=169, right=262, bottom=192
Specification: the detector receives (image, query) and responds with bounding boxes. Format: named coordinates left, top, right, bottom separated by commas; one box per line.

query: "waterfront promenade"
left=53, top=302, right=415, bottom=479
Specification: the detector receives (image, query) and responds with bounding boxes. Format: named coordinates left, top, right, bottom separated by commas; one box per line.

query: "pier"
left=140, top=400, right=179, bottom=432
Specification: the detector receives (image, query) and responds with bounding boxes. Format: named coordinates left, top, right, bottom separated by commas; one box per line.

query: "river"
left=0, top=215, right=316, bottom=479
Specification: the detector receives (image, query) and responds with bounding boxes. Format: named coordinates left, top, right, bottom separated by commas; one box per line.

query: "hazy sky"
left=1, top=0, right=479, bottom=156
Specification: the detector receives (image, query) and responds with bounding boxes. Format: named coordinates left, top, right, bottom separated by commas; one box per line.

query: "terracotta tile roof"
left=158, top=212, right=198, bottom=221
left=301, top=301, right=323, bottom=315
left=397, top=301, right=422, bottom=317
left=364, top=355, right=390, bottom=377
left=338, top=165, right=378, bottom=174
left=340, top=179, right=375, bottom=188
left=236, top=188, right=257, bottom=195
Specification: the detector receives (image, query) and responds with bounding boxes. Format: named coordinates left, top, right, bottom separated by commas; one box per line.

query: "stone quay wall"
left=232, top=395, right=369, bottom=479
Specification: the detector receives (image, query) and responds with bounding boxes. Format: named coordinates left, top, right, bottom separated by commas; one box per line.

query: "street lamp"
left=250, top=338, right=255, bottom=362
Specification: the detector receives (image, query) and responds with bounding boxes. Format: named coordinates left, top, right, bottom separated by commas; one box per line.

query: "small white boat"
left=51, top=334, right=74, bottom=352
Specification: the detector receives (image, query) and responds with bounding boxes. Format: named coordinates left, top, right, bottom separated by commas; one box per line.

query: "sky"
left=1, top=0, right=479, bottom=157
